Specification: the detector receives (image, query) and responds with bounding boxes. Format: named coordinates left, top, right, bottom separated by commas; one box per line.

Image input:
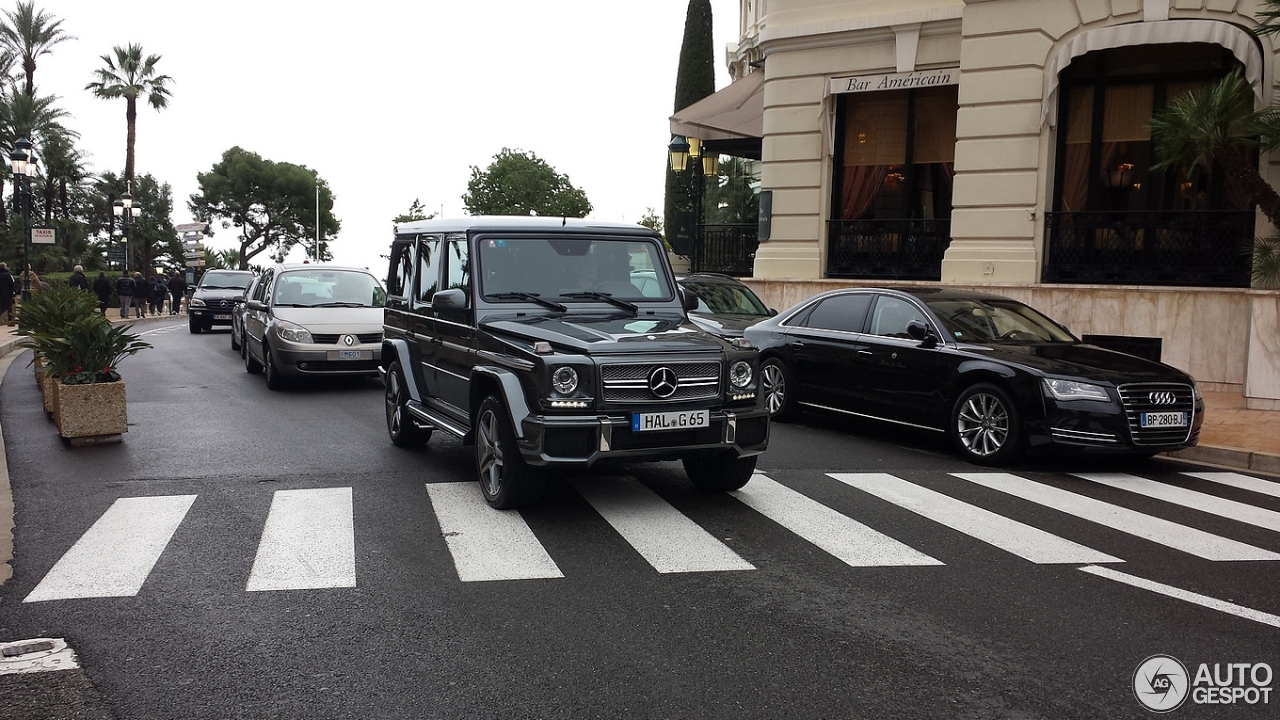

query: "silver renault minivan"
left=242, top=263, right=386, bottom=390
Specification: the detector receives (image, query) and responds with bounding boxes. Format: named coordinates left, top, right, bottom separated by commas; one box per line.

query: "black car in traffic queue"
left=188, top=269, right=255, bottom=333
left=744, top=287, right=1204, bottom=465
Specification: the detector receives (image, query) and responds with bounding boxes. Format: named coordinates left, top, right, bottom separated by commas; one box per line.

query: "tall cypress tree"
left=665, top=0, right=715, bottom=252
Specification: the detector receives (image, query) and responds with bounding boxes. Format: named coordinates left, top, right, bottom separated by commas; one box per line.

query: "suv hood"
left=193, top=288, right=244, bottom=308
left=273, top=306, right=384, bottom=331
left=482, top=313, right=727, bottom=354
left=957, top=342, right=1191, bottom=384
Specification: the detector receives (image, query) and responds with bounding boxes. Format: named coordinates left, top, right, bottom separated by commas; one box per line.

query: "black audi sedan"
left=676, top=273, right=776, bottom=338
left=744, top=287, right=1204, bottom=465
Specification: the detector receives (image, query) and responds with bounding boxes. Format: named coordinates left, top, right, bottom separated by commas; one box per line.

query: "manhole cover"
left=0, top=638, right=79, bottom=675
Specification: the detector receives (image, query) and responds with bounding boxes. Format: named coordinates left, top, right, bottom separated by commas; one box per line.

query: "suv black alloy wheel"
left=475, top=395, right=544, bottom=509
left=385, top=362, right=430, bottom=447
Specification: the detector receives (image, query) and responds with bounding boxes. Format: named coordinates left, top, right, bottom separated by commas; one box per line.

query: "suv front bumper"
left=517, top=407, right=769, bottom=466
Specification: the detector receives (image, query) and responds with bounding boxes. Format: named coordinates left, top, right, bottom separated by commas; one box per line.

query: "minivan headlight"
left=729, top=360, right=753, bottom=389
left=1042, top=378, right=1110, bottom=402
left=275, top=320, right=313, bottom=344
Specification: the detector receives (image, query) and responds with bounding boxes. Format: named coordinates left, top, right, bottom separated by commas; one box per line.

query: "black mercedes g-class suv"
left=381, top=217, right=769, bottom=508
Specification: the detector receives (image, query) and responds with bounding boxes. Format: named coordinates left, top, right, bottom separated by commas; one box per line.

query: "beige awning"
left=670, top=71, right=765, bottom=141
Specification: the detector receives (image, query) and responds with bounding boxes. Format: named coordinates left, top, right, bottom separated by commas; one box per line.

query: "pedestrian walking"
left=20, top=265, right=39, bottom=294
left=132, top=272, right=146, bottom=318
left=69, top=265, right=89, bottom=292
left=147, top=274, right=163, bottom=316
left=0, top=262, right=15, bottom=322
left=116, top=271, right=135, bottom=319
left=92, top=271, right=112, bottom=313
left=168, top=271, right=187, bottom=315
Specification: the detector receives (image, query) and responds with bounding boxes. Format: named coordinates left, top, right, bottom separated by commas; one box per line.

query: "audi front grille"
left=1116, top=382, right=1195, bottom=446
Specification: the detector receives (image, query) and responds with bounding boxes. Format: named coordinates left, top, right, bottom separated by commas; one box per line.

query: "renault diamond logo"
left=648, top=366, right=678, bottom=399
left=1148, top=391, right=1177, bottom=405
left=343, top=335, right=356, bottom=346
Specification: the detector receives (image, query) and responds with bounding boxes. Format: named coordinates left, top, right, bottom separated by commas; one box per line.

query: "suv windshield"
left=925, top=298, right=1076, bottom=344
left=681, top=280, right=770, bottom=316
left=479, top=236, right=672, bottom=302
left=200, top=272, right=253, bottom=290
left=273, top=269, right=386, bottom=307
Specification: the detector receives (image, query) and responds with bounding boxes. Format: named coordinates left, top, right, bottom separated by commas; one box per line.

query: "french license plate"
left=632, top=410, right=709, bottom=432
left=327, top=349, right=368, bottom=360
left=1141, top=411, right=1187, bottom=428
left=213, top=314, right=231, bottom=320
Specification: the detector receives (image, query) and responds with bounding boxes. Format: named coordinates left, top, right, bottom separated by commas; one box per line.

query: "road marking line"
left=829, top=473, right=1122, bottom=564
left=1182, top=471, right=1280, bottom=500
left=246, top=488, right=356, bottom=591
left=1073, top=472, right=1280, bottom=533
left=952, top=473, right=1280, bottom=562
left=425, top=482, right=563, bottom=582
left=571, top=477, right=755, bottom=574
left=732, top=474, right=942, bottom=568
left=24, top=495, right=197, bottom=602
left=1079, top=565, right=1280, bottom=628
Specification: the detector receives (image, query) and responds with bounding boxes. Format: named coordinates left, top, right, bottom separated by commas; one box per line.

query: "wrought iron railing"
left=825, top=219, right=951, bottom=280
left=694, top=224, right=758, bottom=276
left=1042, top=211, right=1253, bottom=287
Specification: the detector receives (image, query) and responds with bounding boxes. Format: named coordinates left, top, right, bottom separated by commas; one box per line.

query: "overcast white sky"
left=36, top=0, right=740, bottom=271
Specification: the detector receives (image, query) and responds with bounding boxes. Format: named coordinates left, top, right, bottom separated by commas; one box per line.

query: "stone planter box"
left=53, top=380, right=127, bottom=442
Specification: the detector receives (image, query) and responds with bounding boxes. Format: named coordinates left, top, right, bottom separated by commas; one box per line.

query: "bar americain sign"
left=829, top=67, right=959, bottom=95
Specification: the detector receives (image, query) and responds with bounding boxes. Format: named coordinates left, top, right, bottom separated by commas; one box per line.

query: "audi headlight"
left=189, top=297, right=206, bottom=308
left=729, top=360, right=753, bottom=389
left=275, top=320, right=313, bottom=344
left=1192, top=380, right=1203, bottom=402
left=551, top=366, right=579, bottom=395
left=1042, top=378, right=1110, bottom=402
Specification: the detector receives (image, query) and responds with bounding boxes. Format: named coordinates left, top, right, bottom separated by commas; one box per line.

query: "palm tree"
left=85, top=43, right=172, bottom=192
left=0, top=2, right=72, bottom=97
left=0, top=83, right=69, bottom=222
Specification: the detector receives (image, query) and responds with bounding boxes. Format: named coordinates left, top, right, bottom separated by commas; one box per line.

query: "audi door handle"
left=857, top=350, right=873, bottom=356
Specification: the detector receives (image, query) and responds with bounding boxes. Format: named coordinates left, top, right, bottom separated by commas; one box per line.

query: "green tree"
left=393, top=197, right=437, bottom=225
left=0, top=2, right=73, bottom=98
left=90, top=171, right=179, bottom=275
left=705, top=156, right=759, bottom=224
left=637, top=207, right=663, bottom=234
left=85, top=43, right=172, bottom=192
left=188, top=146, right=340, bottom=269
left=665, top=0, right=716, bottom=241
left=0, top=86, right=69, bottom=223
left=462, top=148, right=591, bottom=217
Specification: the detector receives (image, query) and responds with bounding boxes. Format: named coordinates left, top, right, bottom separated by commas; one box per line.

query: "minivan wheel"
left=230, top=325, right=241, bottom=352
left=263, top=343, right=287, bottom=390
left=475, top=395, right=544, bottom=509
left=760, top=358, right=800, bottom=421
left=950, top=383, right=1022, bottom=466
left=386, top=362, right=431, bottom=447
left=683, top=452, right=757, bottom=491
left=244, top=339, right=262, bottom=374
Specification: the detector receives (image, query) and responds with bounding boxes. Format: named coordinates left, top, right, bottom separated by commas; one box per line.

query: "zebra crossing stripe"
left=732, top=474, right=942, bottom=568
left=1080, top=565, right=1280, bottom=628
left=828, top=473, right=1122, bottom=564
left=1182, top=471, right=1280, bottom=500
left=1073, top=473, right=1280, bottom=533
left=571, top=477, right=755, bottom=573
left=424, top=483, right=563, bottom=582
left=952, top=473, right=1280, bottom=561
left=24, top=495, right=197, bottom=602
left=246, top=488, right=356, bottom=592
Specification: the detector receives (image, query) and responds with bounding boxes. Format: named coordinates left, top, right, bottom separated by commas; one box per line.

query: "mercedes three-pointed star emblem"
left=648, top=366, right=679, bottom=399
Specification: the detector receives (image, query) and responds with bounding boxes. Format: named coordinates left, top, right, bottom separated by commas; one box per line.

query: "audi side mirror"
left=432, top=288, right=469, bottom=310
left=906, top=320, right=938, bottom=348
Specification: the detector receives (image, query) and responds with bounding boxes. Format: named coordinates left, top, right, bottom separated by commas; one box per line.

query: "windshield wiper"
left=312, top=301, right=366, bottom=308
left=560, top=292, right=638, bottom=313
left=490, top=292, right=567, bottom=312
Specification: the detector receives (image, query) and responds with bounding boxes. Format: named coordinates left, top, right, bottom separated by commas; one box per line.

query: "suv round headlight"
left=552, top=366, right=579, bottom=395
left=729, top=360, right=752, bottom=389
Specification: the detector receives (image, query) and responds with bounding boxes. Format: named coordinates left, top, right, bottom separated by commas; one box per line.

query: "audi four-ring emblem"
left=648, top=367, right=678, bottom=398
left=1148, top=391, right=1177, bottom=405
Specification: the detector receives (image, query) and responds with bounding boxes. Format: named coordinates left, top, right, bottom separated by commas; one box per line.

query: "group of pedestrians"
left=111, top=271, right=186, bottom=319
left=0, top=262, right=51, bottom=322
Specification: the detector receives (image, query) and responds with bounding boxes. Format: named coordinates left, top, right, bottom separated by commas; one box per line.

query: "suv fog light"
left=299, top=362, right=308, bottom=369
left=552, top=367, right=579, bottom=394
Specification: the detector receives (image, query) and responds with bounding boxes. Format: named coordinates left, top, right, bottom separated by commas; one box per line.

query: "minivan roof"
left=394, top=215, right=658, bottom=237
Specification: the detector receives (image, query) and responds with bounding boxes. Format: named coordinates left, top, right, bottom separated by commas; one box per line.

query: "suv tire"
left=386, top=362, right=431, bottom=447
left=263, top=343, right=287, bottom=391
left=244, top=340, right=262, bottom=374
left=683, top=452, right=757, bottom=491
left=475, top=395, right=544, bottom=509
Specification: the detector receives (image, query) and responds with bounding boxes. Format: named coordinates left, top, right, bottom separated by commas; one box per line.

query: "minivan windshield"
left=273, top=269, right=386, bottom=308
left=199, top=272, right=254, bottom=290
left=925, top=298, right=1076, bottom=344
left=479, top=236, right=673, bottom=302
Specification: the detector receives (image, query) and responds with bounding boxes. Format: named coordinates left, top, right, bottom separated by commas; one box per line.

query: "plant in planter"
left=25, top=314, right=150, bottom=442
left=16, top=287, right=102, bottom=413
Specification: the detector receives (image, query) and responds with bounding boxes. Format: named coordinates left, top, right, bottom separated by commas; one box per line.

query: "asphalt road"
left=2, top=319, right=1278, bottom=719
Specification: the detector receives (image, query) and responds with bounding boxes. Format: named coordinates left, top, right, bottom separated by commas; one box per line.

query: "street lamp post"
left=667, top=135, right=719, bottom=272
left=112, top=191, right=141, bottom=274
left=9, top=137, right=36, bottom=301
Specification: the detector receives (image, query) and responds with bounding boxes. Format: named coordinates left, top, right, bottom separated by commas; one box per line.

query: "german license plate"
left=1141, top=411, right=1187, bottom=428
left=213, top=314, right=231, bottom=320
left=327, top=349, right=368, bottom=360
left=632, top=409, right=709, bottom=432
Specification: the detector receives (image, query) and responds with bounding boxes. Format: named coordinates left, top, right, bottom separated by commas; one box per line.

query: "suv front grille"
left=1116, top=382, right=1195, bottom=446
left=600, top=362, right=720, bottom=404
left=311, top=332, right=382, bottom=345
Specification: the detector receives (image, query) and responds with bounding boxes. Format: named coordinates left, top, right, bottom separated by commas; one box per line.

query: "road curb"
left=1166, top=445, right=1280, bottom=476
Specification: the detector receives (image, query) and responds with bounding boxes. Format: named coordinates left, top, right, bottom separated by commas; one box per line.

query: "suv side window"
left=444, top=234, right=470, bottom=292
left=417, top=235, right=442, bottom=304
left=387, top=240, right=414, bottom=298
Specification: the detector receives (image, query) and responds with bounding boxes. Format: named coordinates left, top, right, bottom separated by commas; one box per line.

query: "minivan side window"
left=254, top=269, right=274, bottom=302
left=444, top=234, right=470, bottom=292
left=417, top=235, right=442, bottom=304
left=387, top=239, right=414, bottom=298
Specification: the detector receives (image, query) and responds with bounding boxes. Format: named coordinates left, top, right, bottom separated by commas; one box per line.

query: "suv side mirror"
left=432, top=288, right=469, bottom=310
left=680, top=288, right=698, bottom=312
left=906, top=319, right=938, bottom=348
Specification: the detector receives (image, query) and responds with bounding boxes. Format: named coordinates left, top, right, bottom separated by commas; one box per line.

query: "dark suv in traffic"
left=381, top=217, right=769, bottom=508
left=188, top=269, right=255, bottom=333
